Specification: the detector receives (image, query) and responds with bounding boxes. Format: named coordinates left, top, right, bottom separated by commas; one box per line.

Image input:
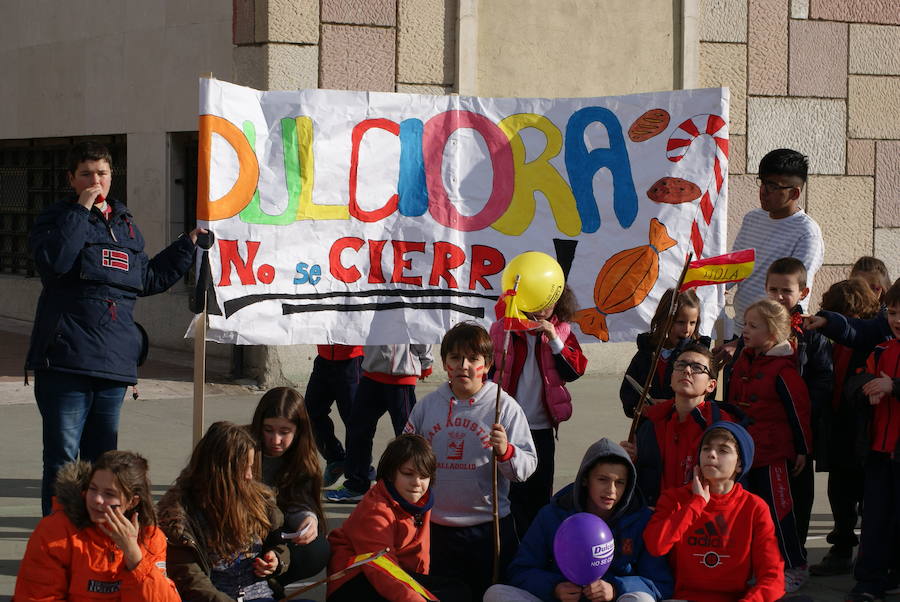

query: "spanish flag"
left=350, top=552, right=437, bottom=601
left=494, top=289, right=540, bottom=331
left=679, top=249, right=755, bottom=291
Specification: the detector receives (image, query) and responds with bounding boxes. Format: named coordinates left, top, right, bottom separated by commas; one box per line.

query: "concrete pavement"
left=0, top=317, right=886, bottom=601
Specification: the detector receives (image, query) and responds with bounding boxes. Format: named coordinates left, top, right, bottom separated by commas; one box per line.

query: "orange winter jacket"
left=14, top=462, right=179, bottom=602
left=327, top=480, right=433, bottom=602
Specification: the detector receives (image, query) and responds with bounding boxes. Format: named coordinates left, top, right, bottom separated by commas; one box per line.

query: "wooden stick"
left=627, top=253, right=694, bottom=442
left=192, top=310, right=207, bottom=446
left=280, top=548, right=390, bottom=600
left=492, top=275, right=519, bottom=584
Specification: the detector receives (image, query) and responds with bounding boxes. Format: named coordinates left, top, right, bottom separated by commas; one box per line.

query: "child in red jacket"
left=490, top=284, right=587, bottom=535
left=726, top=298, right=811, bottom=592
left=644, top=422, right=785, bottom=602
left=624, top=343, right=743, bottom=506
left=327, top=434, right=469, bottom=602
left=844, top=280, right=900, bottom=602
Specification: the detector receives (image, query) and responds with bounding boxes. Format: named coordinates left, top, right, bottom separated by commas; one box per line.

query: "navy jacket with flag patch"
left=27, top=198, right=195, bottom=384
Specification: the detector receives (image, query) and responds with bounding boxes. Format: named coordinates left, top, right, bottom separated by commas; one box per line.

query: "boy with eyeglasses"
left=621, top=344, right=745, bottom=506
left=726, top=149, right=824, bottom=337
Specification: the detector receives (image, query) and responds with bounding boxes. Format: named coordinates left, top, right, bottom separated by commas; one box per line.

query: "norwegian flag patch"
left=102, top=249, right=129, bottom=271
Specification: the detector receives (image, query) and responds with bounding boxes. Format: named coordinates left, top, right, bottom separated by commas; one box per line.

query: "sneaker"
left=324, top=484, right=365, bottom=504
left=323, top=461, right=344, bottom=488
left=784, top=565, right=809, bottom=593
left=810, top=548, right=853, bottom=576
left=368, top=465, right=377, bottom=481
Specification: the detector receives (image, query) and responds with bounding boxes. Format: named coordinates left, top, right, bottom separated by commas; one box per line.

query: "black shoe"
left=810, top=548, right=852, bottom=576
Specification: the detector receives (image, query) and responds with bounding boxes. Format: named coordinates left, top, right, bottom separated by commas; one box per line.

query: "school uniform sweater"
left=644, top=483, right=784, bottom=602
left=864, top=339, right=900, bottom=454
left=404, top=381, right=537, bottom=526
left=726, top=341, right=811, bottom=467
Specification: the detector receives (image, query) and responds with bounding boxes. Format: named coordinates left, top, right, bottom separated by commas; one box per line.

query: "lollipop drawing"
left=665, top=114, right=729, bottom=257
left=573, top=218, right=677, bottom=341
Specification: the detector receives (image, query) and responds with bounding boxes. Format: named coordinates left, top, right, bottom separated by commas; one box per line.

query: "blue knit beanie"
left=699, top=421, right=755, bottom=482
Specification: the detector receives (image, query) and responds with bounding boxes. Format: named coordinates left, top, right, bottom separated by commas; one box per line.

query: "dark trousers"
left=509, top=428, right=555, bottom=536
left=34, top=370, right=127, bottom=516
left=327, top=571, right=471, bottom=602
left=852, top=450, right=900, bottom=596
left=275, top=528, right=330, bottom=587
left=304, top=355, right=362, bottom=464
left=430, top=514, right=518, bottom=600
left=789, top=458, right=814, bottom=548
left=343, top=377, right=416, bottom=492
left=745, top=460, right=807, bottom=569
left=826, top=465, right=864, bottom=553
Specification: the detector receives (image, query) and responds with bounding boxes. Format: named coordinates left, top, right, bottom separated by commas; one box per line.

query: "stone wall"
left=699, top=0, right=900, bottom=309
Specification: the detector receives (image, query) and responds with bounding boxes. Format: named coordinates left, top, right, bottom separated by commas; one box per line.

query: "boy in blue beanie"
left=644, top=422, right=785, bottom=601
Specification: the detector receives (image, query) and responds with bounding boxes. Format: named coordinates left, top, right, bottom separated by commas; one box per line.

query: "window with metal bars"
left=0, top=136, right=127, bottom=276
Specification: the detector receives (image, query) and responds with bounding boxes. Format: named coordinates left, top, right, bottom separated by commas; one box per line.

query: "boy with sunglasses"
left=727, top=149, right=824, bottom=337
left=622, top=344, right=744, bottom=506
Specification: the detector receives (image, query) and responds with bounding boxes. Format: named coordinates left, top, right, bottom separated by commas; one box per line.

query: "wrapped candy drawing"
left=573, top=218, right=677, bottom=341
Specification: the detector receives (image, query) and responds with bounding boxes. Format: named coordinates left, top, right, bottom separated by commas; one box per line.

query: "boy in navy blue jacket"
left=484, top=438, right=672, bottom=602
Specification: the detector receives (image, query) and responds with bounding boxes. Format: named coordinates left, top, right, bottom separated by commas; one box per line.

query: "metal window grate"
left=0, top=136, right=126, bottom=275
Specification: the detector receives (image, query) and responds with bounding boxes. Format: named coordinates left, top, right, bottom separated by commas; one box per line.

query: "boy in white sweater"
left=404, top=321, right=537, bottom=599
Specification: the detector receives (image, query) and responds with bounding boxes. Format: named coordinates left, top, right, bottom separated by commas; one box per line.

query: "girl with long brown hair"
left=250, top=386, right=329, bottom=587
left=15, top=450, right=180, bottom=601
left=619, top=287, right=709, bottom=418
left=158, top=421, right=289, bottom=601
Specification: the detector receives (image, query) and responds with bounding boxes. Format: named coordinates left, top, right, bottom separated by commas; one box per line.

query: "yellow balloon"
left=501, top=252, right=565, bottom=313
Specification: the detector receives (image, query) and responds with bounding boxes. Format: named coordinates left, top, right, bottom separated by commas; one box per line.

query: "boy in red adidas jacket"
left=644, top=422, right=785, bottom=602
left=844, top=280, right=900, bottom=602
left=624, top=343, right=743, bottom=506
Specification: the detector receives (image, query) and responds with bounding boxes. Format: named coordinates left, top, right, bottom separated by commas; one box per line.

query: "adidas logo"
left=686, top=514, right=729, bottom=548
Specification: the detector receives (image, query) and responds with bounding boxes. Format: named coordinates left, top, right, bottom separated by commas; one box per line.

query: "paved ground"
left=0, top=316, right=891, bottom=601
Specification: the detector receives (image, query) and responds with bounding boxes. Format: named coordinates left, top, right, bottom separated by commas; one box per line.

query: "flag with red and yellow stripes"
left=679, top=249, right=755, bottom=291
left=350, top=552, right=437, bottom=601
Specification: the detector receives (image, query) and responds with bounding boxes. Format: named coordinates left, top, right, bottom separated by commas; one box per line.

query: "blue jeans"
left=34, top=370, right=127, bottom=515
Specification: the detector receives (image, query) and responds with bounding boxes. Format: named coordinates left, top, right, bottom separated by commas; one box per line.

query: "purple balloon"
left=553, top=512, right=615, bottom=585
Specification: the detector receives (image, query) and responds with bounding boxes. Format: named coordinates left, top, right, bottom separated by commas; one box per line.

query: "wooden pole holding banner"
left=193, top=73, right=214, bottom=447
left=627, top=253, right=693, bottom=442
left=492, top=275, right=519, bottom=584
left=192, top=311, right=207, bottom=446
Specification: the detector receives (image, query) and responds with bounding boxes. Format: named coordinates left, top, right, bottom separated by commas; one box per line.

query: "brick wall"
left=699, top=0, right=900, bottom=309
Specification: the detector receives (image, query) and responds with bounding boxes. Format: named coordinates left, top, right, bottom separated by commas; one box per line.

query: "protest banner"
left=196, top=79, right=729, bottom=345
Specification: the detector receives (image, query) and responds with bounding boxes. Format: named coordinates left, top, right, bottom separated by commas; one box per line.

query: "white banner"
left=197, top=79, right=729, bottom=345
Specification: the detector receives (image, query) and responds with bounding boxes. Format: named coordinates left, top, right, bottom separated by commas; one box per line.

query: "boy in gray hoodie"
left=404, top=322, right=537, bottom=599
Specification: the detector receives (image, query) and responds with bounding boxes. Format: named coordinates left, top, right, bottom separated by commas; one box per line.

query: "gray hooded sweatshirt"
left=404, top=380, right=537, bottom=527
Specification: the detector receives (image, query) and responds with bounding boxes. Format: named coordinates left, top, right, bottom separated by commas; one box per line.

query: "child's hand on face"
left=490, top=423, right=509, bottom=458
left=691, top=465, right=710, bottom=503
left=553, top=581, right=582, bottom=601
left=862, top=372, right=893, bottom=405
left=533, top=319, right=558, bottom=341
left=582, top=578, right=615, bottom=601
left=252, top=551, right=279, bottom=577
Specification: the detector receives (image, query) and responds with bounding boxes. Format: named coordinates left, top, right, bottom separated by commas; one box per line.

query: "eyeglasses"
left=756, top=177, right=797, bottom=193
left=673, top=360, right=712, bottom=376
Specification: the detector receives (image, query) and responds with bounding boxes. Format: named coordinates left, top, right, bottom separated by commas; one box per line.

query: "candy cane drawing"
left=665, top=115, right=728, bottom=258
